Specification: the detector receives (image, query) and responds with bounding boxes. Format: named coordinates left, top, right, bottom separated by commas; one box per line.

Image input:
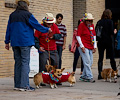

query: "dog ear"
left=61, top=68, right=65, bottom=72
left=53, top=65, right=57, bottom=68
left=45, top=65, right=48, bottom=69
left=53, top=69, right=56, bottom=73
left=116, top=69, right=118, bottom=73
left=45, top=65, right=49, bottom=71
left=52, top=65, right=57, bottom=71
left=110, top=69, right=113, bottom=73
left=52, top=65, right=57, bottom=72
left=71, top=72, right=75, bottom=76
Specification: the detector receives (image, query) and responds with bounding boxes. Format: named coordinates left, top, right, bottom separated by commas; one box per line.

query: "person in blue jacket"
left=116, top=30, right=120, bottom=57
left=4, top=0, right=52, bottom=91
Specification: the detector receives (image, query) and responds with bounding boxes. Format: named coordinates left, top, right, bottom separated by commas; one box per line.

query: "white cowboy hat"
left=84, top=13, right=94, bottom=20
left=43, top=13, right=56, bottom=23
left=16, top=0, right=30, bottom=6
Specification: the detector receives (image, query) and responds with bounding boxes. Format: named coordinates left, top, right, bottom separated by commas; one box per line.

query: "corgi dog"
left=101, top=68, right=118, bottom=82
left=33, top=68, right=76, bottom=89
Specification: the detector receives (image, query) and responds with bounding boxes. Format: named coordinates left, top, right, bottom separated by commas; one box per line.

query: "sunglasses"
left=86, top=20, right=93, bottom=22
left=46, top=23, right=53, bottom=25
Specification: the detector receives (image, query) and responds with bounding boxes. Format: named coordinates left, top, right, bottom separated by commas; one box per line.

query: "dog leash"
left=46, top=33, right=58, bottom=67
left=45, top=33, right=51, bottom=65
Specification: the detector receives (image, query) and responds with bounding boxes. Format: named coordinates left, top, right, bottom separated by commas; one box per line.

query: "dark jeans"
left=97, top=43, right=116, bottom=76
left=12, top=46, right=31, bottom=88
left=57, top=45, right=63, bottom=69
left=118, top=50, right=120, bottom=58
left=73, top=47, right=84, bottom=72
left=39, top=50, right=59, bottom=72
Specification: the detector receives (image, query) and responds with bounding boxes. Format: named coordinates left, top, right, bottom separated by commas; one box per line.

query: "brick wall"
left=0, top=0, right=73, bottom=77
left=1, top=0, right=115, bottom=77
left=73, top=0, right=86, bottom=29
left=0, top=0, right=15, bottom=77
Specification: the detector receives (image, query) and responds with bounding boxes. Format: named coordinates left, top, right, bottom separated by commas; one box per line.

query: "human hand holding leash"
left=48, top=28, right=52, bottom=33
left=39, top=47, right=45, bottom=52
left=48, top=32, right=54, bottom=39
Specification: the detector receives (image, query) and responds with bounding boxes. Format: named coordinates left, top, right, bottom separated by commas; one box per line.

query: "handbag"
left=69, top=29, right=77, bottom=53
left=95, top=21, right=103, bottom=39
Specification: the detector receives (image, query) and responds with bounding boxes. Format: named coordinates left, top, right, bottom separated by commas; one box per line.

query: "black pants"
left=56, top=45, right=63, bottom=69
left=97, top=43, right=116, bottom=76
left=73, top=47, right=84, bottom=72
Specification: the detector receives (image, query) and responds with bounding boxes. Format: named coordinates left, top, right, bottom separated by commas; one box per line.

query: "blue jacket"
left=5, top=9, right=49, bottom=46
left=116, top=30, right=120, bottom=50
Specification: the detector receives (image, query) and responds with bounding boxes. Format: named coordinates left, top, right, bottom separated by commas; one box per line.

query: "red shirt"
left=34, top=23, right=60, bottom=50
left=77, top=22, right=96, bottom=50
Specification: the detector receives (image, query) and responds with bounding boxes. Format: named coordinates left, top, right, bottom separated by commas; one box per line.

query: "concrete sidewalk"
left=0, top=68, right=120, bottom=100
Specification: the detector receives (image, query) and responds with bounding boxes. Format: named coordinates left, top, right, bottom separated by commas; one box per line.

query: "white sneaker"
left=14, top=88, right=20, bottom=91
left=19, top=87, right=35, bottom=92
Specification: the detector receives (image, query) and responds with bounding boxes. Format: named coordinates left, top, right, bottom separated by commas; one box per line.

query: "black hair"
left=16, top=1, right=29, bottom=11
left=78, top=20, right=81, bottom=26
left=77, top=19, right=83, bottom=27
left=56, top=13, right=63, bottom=19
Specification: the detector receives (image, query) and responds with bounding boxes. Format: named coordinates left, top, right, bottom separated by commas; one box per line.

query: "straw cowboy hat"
left=43, top=13, right=56, bottom=23
left=16, top=0, right=30, bottom=6
left=84, top=13, right=94, bottom=20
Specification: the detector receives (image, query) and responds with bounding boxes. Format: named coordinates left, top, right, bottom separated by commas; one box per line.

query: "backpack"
left=95, top=21, right=103, bottom=40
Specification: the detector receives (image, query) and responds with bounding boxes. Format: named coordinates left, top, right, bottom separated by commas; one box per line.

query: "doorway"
left=105, top=0, right=120, bottom=58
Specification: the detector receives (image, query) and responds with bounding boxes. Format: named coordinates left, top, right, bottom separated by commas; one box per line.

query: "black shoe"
left=117, top=75, right=120, bottom=77
left=117, top=92, right=120, bottom=96
left=40, top=83, right=46, bottom=86
left=56, top=83, right=62, bottom=85
left=98, top=75, right=103, bottom=80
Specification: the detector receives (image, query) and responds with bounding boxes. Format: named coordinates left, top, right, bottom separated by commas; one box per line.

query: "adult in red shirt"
left=76, top=13, right=97, bottom=83
left=34, top=13, right=61, bottom=73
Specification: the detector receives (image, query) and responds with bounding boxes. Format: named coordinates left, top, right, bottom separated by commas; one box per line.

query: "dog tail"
left=33, top=73, right=42, bottom=86
left=101, top=71, right=103, bottom=78
left=33, top=74, right=37, bottom=85
left=108, top=69, right=112, bottom=76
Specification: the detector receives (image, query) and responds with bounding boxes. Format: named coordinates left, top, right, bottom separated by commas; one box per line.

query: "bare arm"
left=62, top=36, right=66, bottom=50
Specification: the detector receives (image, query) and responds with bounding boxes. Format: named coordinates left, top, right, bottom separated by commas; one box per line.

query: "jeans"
left=57, top=45, right=63, bottom=69
left=78, top=47, right=93, bottom=79
left=12, top=46, right=31, bottom=88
